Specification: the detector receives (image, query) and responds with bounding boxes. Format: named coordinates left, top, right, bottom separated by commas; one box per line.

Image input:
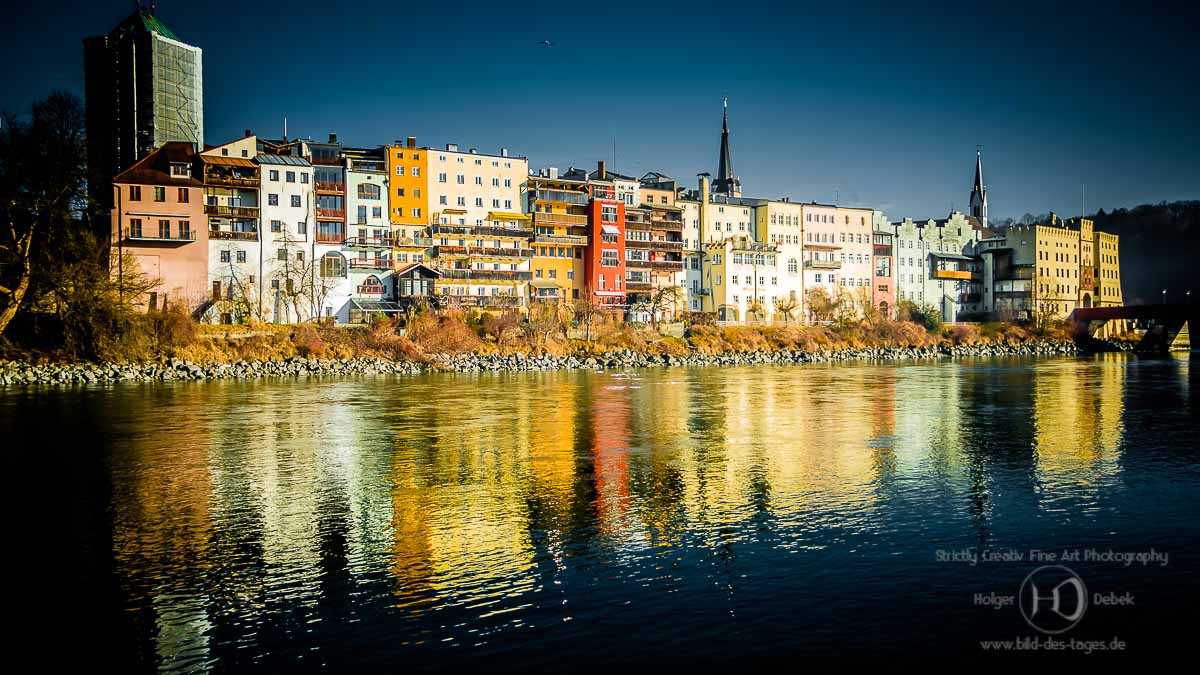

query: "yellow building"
left=1094, top=230, right=1123, bottom=307
left=707, top=235, right=782, bottom=321
left=525, top=172, right=589, bottom=303
left=386, top=137, right=429, bottom=266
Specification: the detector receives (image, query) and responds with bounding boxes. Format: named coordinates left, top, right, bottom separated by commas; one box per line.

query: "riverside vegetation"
left=0, top=299, right=1090, bottom=385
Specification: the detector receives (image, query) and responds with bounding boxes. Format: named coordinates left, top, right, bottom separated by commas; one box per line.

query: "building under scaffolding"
left=85, top=7, right=204, bottom=214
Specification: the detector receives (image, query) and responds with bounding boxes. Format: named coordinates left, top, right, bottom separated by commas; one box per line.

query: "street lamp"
left=1162, top=289, right=1166, bottom=304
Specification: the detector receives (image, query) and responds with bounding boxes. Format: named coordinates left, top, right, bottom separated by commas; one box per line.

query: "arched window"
left=787, top=258, right=798, bottom=273
left=357, top=183, right=381, bottom=200
left=320, top=251, right=346, bottom=278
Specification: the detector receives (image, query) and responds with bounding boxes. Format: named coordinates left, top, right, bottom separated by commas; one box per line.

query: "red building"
left=584, top=184, right=626, bottom=306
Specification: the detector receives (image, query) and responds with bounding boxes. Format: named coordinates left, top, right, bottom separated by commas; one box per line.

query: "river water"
left=4, top=354, right=1197, bottom=670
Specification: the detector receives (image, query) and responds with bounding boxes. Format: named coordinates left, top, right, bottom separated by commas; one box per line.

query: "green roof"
left=117, top=10, right=180, bottom=41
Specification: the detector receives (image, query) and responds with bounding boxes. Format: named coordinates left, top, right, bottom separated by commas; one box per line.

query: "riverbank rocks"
left=0, top=341, right=1084, bottom=386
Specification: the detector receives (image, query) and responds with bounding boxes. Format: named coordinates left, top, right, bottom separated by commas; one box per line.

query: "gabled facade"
left=110, top=142, right=208, bottom=312
left=201, top=135, right=261, bottom=323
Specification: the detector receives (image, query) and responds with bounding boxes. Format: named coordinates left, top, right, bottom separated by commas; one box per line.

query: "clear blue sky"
left=2, top=0, right=1197, bottom=220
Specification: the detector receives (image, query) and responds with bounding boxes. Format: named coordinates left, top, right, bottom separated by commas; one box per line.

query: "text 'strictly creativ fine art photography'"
left=2, top=1, right=1198, bottom=672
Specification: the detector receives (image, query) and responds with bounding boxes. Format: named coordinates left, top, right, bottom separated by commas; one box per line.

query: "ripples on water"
left=3, top=354, right=1198, bottom=670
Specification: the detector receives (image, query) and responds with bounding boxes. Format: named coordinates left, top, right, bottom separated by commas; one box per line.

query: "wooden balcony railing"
left=122, top=229, right=196, bottom=243
left=650, top=240, right=684, bottom=251
left=343, top=236, right=394, bottom=248
left=650, top=260, right=684, bottom=271
left=316, top=208, right=345, bottom=220
left=533, top=212, right=588, bottom=226
left=315, top=232, right=345, bottom=244
left=315, top=181, right=345, bottom=193
left=534, top=233, right=589, bottom=246
left=436, top=269, right=532, bottom=281
left=204, top=175, right=259, bottom=189
left=204, top=204, right=259, bottom=218
left=357, top=284, right=387, bottom=295
left=209, top=230, right=259, bottom=241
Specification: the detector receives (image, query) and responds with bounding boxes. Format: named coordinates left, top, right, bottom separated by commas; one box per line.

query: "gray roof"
left=257, top=154, right=311, bottom=166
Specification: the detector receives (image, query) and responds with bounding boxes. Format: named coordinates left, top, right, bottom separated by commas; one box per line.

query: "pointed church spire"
left=713, top=97, right=740, bottom=197
left=969, top=146, right=988, bottom=227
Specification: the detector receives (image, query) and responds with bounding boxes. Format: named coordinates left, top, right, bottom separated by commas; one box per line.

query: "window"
left=412, top=208, right=421, bottom=218
left=297, top=221, right=307, bottom=235
left=291, top=195, right=301, bottom=208
left=357, top=183, right=381, bottom=200
left=268, top=194, right=279, bottom=206
left=270, top=170, right=279, bottom=181
left=301, top=173, right=309, bottom=184
left=179, top=221, right=190, bottom=239
left=320, top=252, right=347, bottom=278
left=237, top=250, right=247, bottom=263
left=412, top=168, right=420, bottom=177
left=438, top=172, right=447, bottom=183
left=153, top=187, right=165, bottom=202
left=395, top=165, right=405, bottom=176
left=220, top=250, right=231, bottom=263
left=129, top=218, right=142, bottom=237
left=129, top=185, right=141, bottom=201
left=177, top=188, right=189, bottom=203
left=286, top=171, right=296, bottom=183
left=456, top=174, right=465, bottom=184
left=296, top=251, right=304, bottom=262
left=158, top=219, right=170, bottom=238
left=278, top=248, right=287, bottom=261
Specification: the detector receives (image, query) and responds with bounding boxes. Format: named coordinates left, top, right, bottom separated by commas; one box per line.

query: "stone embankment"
left=0, top=340, right=1080, bottom=385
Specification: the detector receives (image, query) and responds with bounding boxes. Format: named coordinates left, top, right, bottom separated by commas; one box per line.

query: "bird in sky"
left=539, top=40, right=553, bottom=46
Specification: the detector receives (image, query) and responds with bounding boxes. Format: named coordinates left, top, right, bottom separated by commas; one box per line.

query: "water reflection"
left=10, top=354, right=1195, bottom=670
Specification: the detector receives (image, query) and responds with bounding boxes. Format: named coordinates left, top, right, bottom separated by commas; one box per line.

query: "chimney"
left=407, top=136, right=416, bottom=148
left=1050, top=211, right=1058, bottom=225
left=549, top=167, right=559, bottom=179
left=446, top=143, right=458, bottom=152
left=328, top=132, right=338, bottom=144
left=597, top=160, right=607, bottom=179
left=244, top=129, right=252, bottom=138
left=469, top=148, right=477, bottom=154
left=500, top=147, right=509, bottom=157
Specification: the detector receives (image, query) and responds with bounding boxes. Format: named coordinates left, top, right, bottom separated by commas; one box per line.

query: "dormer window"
left=221, top=148, right=229, bottom=156
left=170, top=163, right=191, bottom=178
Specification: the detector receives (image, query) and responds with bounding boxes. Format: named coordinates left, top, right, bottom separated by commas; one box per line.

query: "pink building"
left=110, top=142, right=209, bottom=312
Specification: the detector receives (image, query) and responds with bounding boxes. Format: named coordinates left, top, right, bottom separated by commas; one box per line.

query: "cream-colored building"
left=426, top=144, right=531, bottom=308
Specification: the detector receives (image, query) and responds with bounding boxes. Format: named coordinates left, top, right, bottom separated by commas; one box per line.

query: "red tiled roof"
left=113, top=142, right=203, bottom=186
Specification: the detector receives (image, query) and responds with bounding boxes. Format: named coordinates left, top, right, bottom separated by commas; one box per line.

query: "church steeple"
left=713, top=97, right=741, bottom=197
left=969, top=147, right=987, bottom=227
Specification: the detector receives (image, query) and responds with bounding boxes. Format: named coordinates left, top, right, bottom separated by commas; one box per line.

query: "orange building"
left=386, top=137, right=429, bottom=266
left=110, top=141, right=209, bottom=311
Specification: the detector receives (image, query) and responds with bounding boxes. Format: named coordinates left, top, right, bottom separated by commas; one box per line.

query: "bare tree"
left=573, top=295, right=602, bottom=342
left=805, top=286, right=837, bottom=323
left=773, top=294, right=799, bottom=323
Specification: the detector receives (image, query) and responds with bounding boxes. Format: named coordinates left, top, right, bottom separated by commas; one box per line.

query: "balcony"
left=626, top=258, right=651, bottom=268
left=436, top=269, right=533, bottom=282
left=626, top=281, right=652, bottom=292
left=625, top=217, right=651, bottom=230
left=315, top=181, right=345, bottom=193
left=691, top=288, right=711, bottom=296
left=805, top=259, right=842, bottom=270
left=650, top=240, right=684, bottom=252
left=209, top=230, right=259, bottom=241
left=534, top=189, right=589, bottom=206
left=357, top=284, right=388, bottom=295
left=344, top=236, right=394, bottom=249
left=395, top=236, right=433, bottom=248
left=429, top=224, right=533, bottom=239
left=121, top=229, right=196, bottom=244
left=650, top=217, right=683, bottom=231
left=651, top=260, right=684, bottom=272
left=998, top=267, right=1035, bottom=281
left=534, top=233, right=588, bottom=246
left=441, top=294, right=524, bottom=308
left=468, top=246, right=533, bottom=258
left=434, top=245, right=468, bottom=256
left=348, top=257, right=392, bottom=270
left=316, top=207, right=345, bottom=221
left=204, top=174, right=259, bottom=189
left=932, top=268, right=972, bottom=280
left=316, top=231, right=345, bottom=244
left=873, top=245, right=893, bottom=257
left=204, top=204, right=259, bottom=219
left=625, top=238, right=651, bottom=249
left=350, top=160, right=385, bottom=173
left=533, top=212, right=588, bottom=226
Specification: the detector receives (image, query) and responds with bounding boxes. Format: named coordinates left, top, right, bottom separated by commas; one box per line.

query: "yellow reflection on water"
left=1031, top=355, right=1126, bottom=493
